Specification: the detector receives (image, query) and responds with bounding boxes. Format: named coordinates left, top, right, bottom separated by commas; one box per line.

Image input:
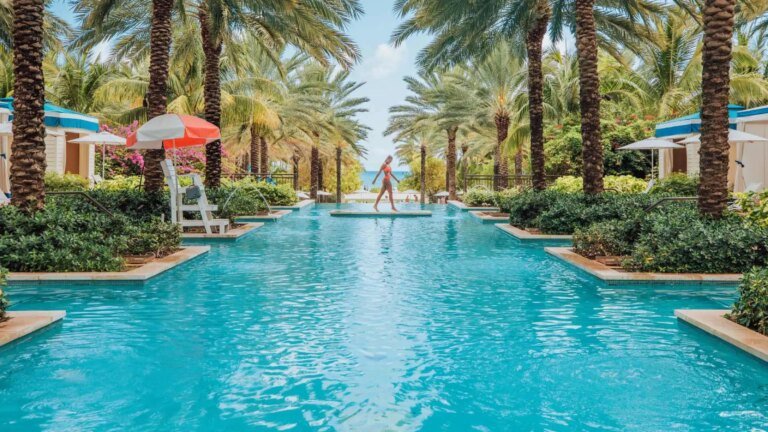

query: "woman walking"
left=372, top=155, right=400, bottom=212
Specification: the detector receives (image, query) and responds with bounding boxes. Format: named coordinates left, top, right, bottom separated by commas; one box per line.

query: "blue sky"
left=50, top=0, right=428, bottom=170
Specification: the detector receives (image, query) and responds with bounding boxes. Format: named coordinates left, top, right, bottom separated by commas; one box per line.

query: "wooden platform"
left=329, top=210, right=432, bottom=218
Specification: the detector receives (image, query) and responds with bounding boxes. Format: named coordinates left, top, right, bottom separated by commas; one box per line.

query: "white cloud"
left=367, top=43, right=407, bottom=79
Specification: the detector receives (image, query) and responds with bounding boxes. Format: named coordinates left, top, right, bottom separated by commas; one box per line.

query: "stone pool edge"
left=182, top=223, right=263, bottom=241
left=272, top=200, right=315, bottom=211
left=447, top=200, right=499, bottom=212
left=7, top=246, right=210, bottom=283
left=675, top=309, right=768, bottom=363
left=0, top=311, right=66, bottom=347
left=545, top=247, right=741, bottom=285
left=469, top=211, right=509, bottom=223
left=495, top=223, right=573, bottom=241
left=236, top=209, right=292, bottom=222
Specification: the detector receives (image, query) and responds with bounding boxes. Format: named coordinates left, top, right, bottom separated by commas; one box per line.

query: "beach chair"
left=0, top=193, right=9, bottom=207
left=161, top=160, right=228, bottom=234
left=90, top=174, right=103, bottom=187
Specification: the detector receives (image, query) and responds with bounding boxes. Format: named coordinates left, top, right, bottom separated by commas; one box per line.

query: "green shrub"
left=0, top=205, right=127, bottom=272
left=49, top=189, right=170, bottom=222
left=729, top=267, right=768, bottom=336
left=464, top=187, right=496, bottom=207
left=550, top=175, right=647, bottom=194
left=0, top=204, right=182, bottom=272
left=494, top=188, right=520, bottom=213
left=207, top=187, right=266, bottom=222
left=0, top=267, right=8, bottom=323
left=650, top=173, right=699, bottom=196
left=535, top=193, right=653, bottom=235
left=44, top=172, right=89, bottom=192
left=95, top=175, right=142, bottom=191
left=626, top=208, right=768, bottom=273
left=736, top=191, right=768, bottom=227
left=507, top=190, right=562, bottom=229
left=221, top=178, right=297, bottom=205
left=120, top=219, right=181, bottom=257
left=573, top=219, right=638, bottom=259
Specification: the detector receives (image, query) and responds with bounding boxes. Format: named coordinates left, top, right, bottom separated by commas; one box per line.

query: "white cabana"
left=618, top=139, right=684, bottom=179
left=68, top=132, right=127, bottom=179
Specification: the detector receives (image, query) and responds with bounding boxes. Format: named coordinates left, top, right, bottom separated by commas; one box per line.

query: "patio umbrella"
left=401, top=189, right=419, bottom=195
left=618, top=138, right=684, bottom=179
left=69, top=132, right=126, bottom=179
left=297, top=191, right=310, bottom=200
left=434, top=191, right=450, bottom=197
left=127, top=114, right=220, bottom=150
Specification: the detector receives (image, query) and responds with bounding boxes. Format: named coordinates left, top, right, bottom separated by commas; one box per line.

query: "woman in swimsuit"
left=372, top=155, right=400, bottom=212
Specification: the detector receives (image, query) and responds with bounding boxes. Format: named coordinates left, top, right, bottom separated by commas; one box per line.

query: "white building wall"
left=45, top=132, right=65, bottom=174
left=686, top=143, right=701, bottom=176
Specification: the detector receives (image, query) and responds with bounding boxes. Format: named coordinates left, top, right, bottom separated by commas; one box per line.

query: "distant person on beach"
left=372, top=155, right=400, bottom=212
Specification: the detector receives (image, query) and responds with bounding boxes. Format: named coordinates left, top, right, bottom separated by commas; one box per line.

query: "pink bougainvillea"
left=96, top=121, right=238, bottom=178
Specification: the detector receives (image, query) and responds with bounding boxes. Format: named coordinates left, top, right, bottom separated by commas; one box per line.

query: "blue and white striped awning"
left=736, top=105, right=768, bottom=123
left=655, top=105, right=743, bottom=139
left=0, top=97, right=99, bottom=133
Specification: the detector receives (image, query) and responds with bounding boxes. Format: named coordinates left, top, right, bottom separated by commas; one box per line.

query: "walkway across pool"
left=1, top=204, right=766, bottom=431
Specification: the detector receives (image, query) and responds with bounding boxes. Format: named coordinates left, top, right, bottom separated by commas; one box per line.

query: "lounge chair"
left=643, top=178, right=656, bottom=194
left=161, top=160, right=228, bottom=234
left=0, top=193, right=9, bottom=206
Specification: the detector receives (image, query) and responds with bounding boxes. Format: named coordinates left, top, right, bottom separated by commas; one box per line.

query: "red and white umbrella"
left=127, top=114, right=220, bottom=150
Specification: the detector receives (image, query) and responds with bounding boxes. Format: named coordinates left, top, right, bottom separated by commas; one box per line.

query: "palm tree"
left=697, top=0, right=736, bottom=216
left=9, top=0, right=47, bottom=210
left=0, top=0, right=70, bottom=54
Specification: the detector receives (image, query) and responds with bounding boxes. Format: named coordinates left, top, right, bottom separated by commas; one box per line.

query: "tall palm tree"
left=697, top=0, right=736, bottom=216
left=0, top=0, right=71, bottom=54
left=10, top=0, right=47, bottom=210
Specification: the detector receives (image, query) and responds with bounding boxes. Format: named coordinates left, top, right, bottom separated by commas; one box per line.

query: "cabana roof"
left=655, top=105, right=743, bottom=139
left=0, top=97, right=99, bottom=132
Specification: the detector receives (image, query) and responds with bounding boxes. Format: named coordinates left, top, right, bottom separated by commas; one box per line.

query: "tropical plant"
left=729, top=267, right=768, bottom=335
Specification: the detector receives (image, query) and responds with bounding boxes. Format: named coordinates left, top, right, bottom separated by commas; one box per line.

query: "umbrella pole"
left=101, top=144, right=106, bottom=180
left=652, top=149, right=655, bottom=180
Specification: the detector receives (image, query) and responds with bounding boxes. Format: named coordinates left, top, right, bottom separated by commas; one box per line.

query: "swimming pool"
left=1, top=204, right=766, bottom=431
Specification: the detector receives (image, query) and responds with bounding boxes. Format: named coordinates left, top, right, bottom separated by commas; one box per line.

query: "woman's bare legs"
left=387, top=181, right=397, bottom=212
left=373, top=186, right=387, bottom=212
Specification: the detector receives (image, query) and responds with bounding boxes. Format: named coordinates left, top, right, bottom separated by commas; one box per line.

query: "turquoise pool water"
left=1, top=204, right=767, bottom=431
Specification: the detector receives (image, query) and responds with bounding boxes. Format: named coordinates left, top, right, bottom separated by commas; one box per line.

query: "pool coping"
left=447, top=200, right=500, bottom=212
left=181, top=223, right=263, bottom=241
left=329, top=210, right=432, bottom=218
left=545, top=247, right=742, bottom=285
left=235, top=209, right=292, bottom=222
left=469, top=211, right=509, bottom=223
left=272, top=199, right=315, bottom=211
left=0, top=311, right=66, bottom=347
left=496, top=224, right=573, bottom=241
left=7, top=246, right=210, bottom=283
left=675, top=309, right=768, bottom=363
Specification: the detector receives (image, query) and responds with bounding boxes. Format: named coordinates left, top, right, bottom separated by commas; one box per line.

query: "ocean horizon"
left=360, top=170, right=410, bottom=191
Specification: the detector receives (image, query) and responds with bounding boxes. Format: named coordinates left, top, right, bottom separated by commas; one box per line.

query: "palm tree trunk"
left=259, top=136, right=269, bottom=174
left=10, top=0, right=46, bottom=211
left=292, top=151, right=300, bottom=191
left=310, top=144, right=319, bottom=199
left=336, top=146, right=342, bottom=203
left=143, top=0, right=173, bottom=192
left=698, top=0, right=735, bottom=217
left=200, top=7, right=222, bottom=189
left=420, top=144, right=426, bottom=204
left=318, top=157, right=324, bottom=191
left=249, top=126, right=259, bottom=173
left=514, top=151, right=523, bottom=177
left=447, top=126, right=458, bottom=199
left=575, top=0, right=604, bottom=195
left=461, top=144, right=469, bottom=193
left=494, top=113, right=510, bottom=190
left=528, top=3, right=549, bottom=191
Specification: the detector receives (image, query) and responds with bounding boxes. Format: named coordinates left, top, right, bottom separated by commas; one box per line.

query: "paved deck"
left=469, top=211, right=509, bottom=223
left=272, top=200, right=315, bottom=211
left=236, top=210, right=292, bottom=222
left=182, top=223, right=263, bottom=241
left=676, top=309, right=768, bottom=362
left=545, top=247, right=741, bottom=285
left=495, top=224, right=573, bottom=240
left=7, top=246, right=210, bottom=283
left=447, top=200, right=499, bottom=212
left=0, top=311, right=66, bottom=346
